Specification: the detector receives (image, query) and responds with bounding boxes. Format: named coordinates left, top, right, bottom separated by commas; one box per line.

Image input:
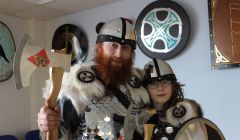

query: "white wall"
left=1, top=0, right=239, bottom=139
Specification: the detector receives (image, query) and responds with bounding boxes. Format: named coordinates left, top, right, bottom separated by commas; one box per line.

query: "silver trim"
left=13, top=34, right=29, bottom=89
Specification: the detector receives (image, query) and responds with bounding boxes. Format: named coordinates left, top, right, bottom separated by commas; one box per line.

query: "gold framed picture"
left=208, top=0, right=240, bottom=69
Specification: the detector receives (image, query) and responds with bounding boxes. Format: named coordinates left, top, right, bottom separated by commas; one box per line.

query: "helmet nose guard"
left=143, top=59, right=177, bottom=86
left=96, top=17, right=136, bottom=49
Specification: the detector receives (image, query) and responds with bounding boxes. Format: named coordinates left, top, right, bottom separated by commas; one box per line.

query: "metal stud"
left=166, top=126, right=173, bottom=134
left=161, top=137, right=168, bottom=140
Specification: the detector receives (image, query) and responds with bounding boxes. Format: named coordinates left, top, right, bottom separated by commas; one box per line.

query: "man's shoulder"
left=64, top=63, right=97, bottom=83
left=131, top=67, right=143, bottom=73
left=58, top=63, right=105, bottom=114
left=70, top=63, right=95, bottom=72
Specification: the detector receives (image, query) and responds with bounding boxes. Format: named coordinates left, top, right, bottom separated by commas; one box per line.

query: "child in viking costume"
left=138, top=59, right=203, bottom=140
left=37, top=17, right=150, bottom=140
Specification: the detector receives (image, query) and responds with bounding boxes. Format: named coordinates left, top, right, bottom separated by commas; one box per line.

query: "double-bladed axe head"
left=13, top=34, right=71, bottom=89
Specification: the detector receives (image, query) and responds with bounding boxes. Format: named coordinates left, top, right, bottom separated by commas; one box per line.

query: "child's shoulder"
left=166, top=98, right=203, bottom=127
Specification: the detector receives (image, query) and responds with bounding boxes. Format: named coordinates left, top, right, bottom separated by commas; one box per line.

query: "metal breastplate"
left=85, top=93, right=130, bottom=140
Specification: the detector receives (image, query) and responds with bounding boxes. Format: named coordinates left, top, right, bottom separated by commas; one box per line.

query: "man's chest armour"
left=85, top=95, right=129, bottom=139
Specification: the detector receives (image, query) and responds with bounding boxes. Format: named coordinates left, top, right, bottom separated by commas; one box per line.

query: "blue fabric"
left=25, top=130, right=40, bottom=140
left=0, top=135, right=18, bottom=140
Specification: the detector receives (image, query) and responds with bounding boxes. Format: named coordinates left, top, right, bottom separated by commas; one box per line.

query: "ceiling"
left=0, top=0, right=123, bottom=21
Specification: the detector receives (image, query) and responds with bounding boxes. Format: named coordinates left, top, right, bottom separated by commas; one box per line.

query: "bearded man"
left=37, top=17, right=149, bottom=140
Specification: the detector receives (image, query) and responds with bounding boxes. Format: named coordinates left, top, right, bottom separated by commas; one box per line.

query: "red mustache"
left=111, top=57, right=123, bottom=63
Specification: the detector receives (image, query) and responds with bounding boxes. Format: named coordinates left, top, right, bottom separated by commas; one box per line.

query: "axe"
left=13, top=34, right=71, bottom=140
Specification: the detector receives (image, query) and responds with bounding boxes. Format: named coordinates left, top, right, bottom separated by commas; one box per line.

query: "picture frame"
left=208, top=0, right=240, bottom=69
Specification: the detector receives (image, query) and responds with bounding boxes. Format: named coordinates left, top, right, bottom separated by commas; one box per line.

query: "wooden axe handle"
left=45, top=67, right=64, bottom=140
left=144, top=124, right=155, bottom=140
left=143, top=109, right=157, bottom=140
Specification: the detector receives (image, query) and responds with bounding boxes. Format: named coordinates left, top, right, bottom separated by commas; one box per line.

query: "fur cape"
left=43, top=63, right=150, bottom=115
left=166, top=98, right=203, bottom=127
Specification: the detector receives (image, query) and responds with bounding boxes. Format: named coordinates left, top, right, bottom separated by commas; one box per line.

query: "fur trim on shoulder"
left=42, top=63, right=105, bottom=114
left=166, top=99, right=203, bottom=127
left=42, top=65, right=150, bottom=114
left=125, top=68, right=150, bottom=105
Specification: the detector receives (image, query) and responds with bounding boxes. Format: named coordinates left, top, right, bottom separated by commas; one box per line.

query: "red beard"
left=94, top=44, right=134, bottom=87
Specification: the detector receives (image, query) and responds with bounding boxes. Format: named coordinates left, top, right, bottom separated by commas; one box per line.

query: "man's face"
left=101, top=42, right=132, bottom=67
left=94, top=42, right=134, bottom=86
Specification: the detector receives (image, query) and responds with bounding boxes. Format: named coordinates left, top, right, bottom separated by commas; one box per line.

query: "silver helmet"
left=143, top=59, right=176, bottom=86
left=96, top=17, right=136, bottom=49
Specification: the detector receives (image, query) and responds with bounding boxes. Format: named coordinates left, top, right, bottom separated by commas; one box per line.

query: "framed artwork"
left=208, top=0, right=240, bottom=69
left=0, top=21, right=16, bottom=82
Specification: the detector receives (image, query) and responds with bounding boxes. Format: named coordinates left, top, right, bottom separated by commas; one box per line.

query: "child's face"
left=147, top=80, right=173, bottom=108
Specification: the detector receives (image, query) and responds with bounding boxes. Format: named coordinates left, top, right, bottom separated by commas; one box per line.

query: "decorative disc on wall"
left=0, top=21, right=15, bottom=82
left=52, top=24, right=88, bottom=65
left=135, top=0, right=190, bottom=59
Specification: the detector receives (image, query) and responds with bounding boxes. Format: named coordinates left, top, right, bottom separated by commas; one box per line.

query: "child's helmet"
left=142, top=59, right=176, bottom=86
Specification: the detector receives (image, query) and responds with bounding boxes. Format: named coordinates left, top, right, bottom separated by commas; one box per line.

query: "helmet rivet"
left=118, top=28, right=121, bottom=32
left=110, top=37, right=112, bottom=40
left=122, top=40, right=124, bottom=42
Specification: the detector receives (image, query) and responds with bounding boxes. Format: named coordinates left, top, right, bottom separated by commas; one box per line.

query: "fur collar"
left=43, top=63, right=150, bottom=115
left=166, top=99, right=203, bottom=127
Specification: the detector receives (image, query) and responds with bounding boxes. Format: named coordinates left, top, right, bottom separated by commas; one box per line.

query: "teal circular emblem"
left=0, top=22, right=15, bottom=82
